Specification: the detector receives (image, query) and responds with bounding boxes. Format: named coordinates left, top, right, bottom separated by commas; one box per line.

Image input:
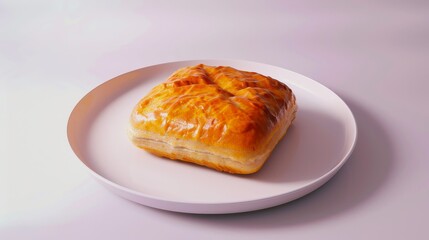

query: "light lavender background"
left=1, top=0, right=428, bottom=239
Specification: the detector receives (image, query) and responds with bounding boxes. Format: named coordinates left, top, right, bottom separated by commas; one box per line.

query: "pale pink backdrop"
left=1, top=0, right=428, bottom=239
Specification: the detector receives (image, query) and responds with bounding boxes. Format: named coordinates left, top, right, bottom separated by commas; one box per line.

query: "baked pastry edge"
left=128, top=99, right=297, bottom=174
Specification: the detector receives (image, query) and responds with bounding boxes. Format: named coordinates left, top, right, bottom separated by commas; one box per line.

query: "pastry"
left=128, top=64, right=297, bottom=174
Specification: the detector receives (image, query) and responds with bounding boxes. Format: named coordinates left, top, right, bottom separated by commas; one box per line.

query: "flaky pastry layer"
left=129, top=64, right=297, bottom=174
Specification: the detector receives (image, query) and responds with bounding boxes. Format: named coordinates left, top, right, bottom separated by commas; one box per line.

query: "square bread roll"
left=128, top=64, right=297, bottom=174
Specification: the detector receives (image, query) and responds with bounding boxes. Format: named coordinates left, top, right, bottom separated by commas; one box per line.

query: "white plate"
left=67, top=60, right=357, bottom=214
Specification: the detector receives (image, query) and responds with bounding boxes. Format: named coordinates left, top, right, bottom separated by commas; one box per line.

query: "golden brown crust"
left=129, top=64, right=297, bottom=174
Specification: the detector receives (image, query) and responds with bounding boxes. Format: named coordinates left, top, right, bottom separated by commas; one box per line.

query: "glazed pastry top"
left=130, top=64, right=296, bottom=152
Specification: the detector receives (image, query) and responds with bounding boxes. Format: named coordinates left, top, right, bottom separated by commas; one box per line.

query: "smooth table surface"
left=1, top=0, right=428, bottom=239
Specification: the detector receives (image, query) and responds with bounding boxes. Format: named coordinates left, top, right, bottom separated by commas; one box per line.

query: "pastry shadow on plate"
left=164, top=96, right=394, bottom=227
left=246, top=106, right=349, bottom=183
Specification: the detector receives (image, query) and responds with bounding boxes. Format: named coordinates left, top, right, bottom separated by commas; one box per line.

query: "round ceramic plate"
left=67, top=59, right=357, bottom=214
